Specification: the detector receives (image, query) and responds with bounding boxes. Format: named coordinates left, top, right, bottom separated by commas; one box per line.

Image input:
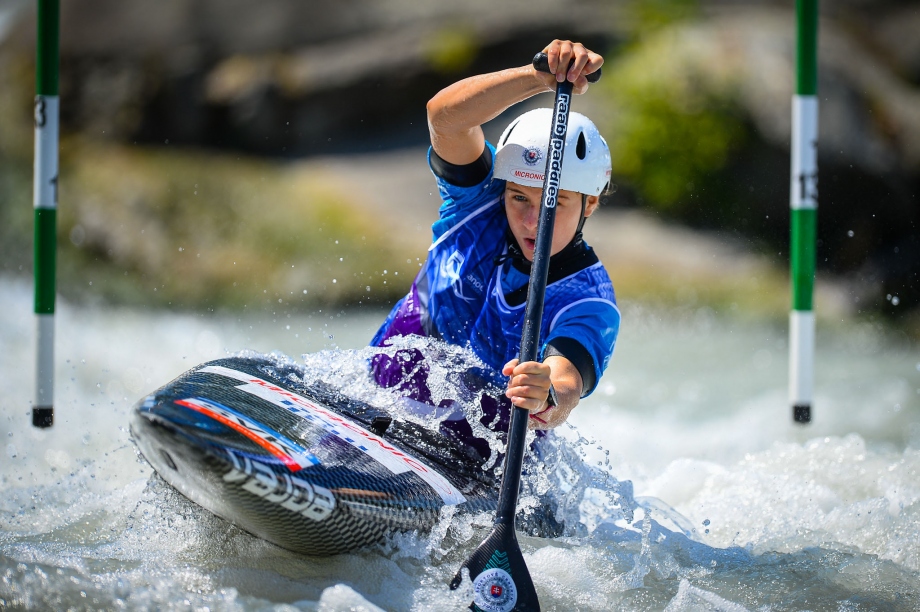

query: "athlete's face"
left=503, top=183, right=599, bottom=261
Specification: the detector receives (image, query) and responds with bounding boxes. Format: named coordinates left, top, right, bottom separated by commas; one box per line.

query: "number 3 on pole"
left=34, top=96, right=47, bottom=128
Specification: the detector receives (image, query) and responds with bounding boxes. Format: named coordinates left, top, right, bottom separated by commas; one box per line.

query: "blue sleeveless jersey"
left=372, top=144, right=619, bottom=394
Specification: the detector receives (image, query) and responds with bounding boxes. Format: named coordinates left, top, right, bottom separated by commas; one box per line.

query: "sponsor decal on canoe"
left=199, top=365, right=467, bottom=506
left=176, top=397, right=320, bottom=471
left=224, top=451, right=334, bottom=521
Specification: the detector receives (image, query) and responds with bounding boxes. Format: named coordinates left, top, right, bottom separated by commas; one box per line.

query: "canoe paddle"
left=449, top=53, right=601, bottom=612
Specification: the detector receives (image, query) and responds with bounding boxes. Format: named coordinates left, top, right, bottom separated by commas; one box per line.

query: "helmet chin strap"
left=571, top=193, right=588, bottom=248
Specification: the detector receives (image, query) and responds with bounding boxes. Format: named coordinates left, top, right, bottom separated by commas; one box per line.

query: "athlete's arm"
left=503, top=356, right=583, bottom=430
left=427, top=40, right=603, bottom=166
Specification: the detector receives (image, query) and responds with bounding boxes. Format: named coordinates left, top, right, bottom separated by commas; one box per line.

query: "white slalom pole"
left=789, top=0, right=818, bottom=424
left=33, top=0, right=60, bottom=428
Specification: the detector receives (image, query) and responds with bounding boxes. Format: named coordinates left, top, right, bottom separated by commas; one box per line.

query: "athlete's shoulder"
left=429, top=146, right=506, bottom=245
left=582, top=260, right=616, bottom=301
left=430, top=144, right=503, bottom=213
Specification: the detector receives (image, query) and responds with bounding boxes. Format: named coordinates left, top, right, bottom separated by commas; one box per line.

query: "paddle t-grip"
left=532, top=52, right=602, bottom=83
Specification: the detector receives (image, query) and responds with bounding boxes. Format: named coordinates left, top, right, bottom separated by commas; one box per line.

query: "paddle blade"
left=450, top=523, right=540, bottom=612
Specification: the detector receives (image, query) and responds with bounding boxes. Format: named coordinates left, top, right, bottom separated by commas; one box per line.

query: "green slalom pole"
left=33, top=0, right=60, bottom=428
left=789, top=0, right=818, bottom=424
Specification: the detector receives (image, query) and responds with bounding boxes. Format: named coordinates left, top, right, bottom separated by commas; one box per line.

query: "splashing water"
left=2, top=277, right=919, bottom=610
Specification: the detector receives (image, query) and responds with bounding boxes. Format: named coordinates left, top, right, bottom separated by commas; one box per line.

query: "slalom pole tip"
left=793, top=404, right=811, bottom=424
left=32, top=406, right=54, bottom=428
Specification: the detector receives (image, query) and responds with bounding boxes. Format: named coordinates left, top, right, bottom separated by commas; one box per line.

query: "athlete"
left=370, top=40, right=619, bottom=459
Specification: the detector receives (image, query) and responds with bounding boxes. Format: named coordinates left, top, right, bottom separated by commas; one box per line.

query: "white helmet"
left=494, top=108, right=611, bottom=196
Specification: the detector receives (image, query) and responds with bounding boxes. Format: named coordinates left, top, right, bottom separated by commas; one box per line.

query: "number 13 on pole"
left=790, top=0, right=818, bottom=424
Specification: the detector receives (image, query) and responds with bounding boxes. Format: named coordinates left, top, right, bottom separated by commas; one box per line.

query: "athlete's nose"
left=523, top=202, right=539, bottom=230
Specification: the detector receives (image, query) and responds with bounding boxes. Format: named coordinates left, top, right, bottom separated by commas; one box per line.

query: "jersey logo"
left=443, top=250, right=476, bottom=302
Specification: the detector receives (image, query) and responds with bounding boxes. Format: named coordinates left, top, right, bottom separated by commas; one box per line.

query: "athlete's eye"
left=557, top=194, right=574, bottom=205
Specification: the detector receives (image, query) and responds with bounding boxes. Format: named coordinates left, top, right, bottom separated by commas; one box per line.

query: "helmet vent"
left=576, top=131, right=587, bottom=160
left=500, top=119, right=520, bottom=147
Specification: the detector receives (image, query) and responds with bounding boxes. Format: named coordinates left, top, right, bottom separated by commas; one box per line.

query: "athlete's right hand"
left=502, top=358, right=552, bottom=413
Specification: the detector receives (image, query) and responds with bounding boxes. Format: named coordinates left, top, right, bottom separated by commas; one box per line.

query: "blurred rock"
left=1, top=0, right=619, bottom=152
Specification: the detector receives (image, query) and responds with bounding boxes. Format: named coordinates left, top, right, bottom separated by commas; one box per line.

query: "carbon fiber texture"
left=130, top=356, right=498, bottom=556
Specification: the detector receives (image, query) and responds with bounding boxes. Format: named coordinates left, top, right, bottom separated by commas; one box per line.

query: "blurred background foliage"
left=598, top=29, right=748, bottom=215
left=424, top=25, right=480, bottom=75
left=0, top=0, right=918, bottom=330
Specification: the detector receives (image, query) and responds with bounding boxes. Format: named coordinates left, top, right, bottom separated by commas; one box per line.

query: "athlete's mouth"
left=523, top=238, right=536, bottom=251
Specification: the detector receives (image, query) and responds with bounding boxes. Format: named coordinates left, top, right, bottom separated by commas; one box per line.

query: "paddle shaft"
left=494, top=76, right=575, bottom=525
left=451, top=55, right=601, bottom=611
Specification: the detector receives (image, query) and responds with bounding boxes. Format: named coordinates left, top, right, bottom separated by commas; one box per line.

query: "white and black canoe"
left=130, top=356, right=498, bottom=556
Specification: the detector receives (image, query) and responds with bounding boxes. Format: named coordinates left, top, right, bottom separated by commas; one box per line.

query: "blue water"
left=2, top=277, right=919, bottom=610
